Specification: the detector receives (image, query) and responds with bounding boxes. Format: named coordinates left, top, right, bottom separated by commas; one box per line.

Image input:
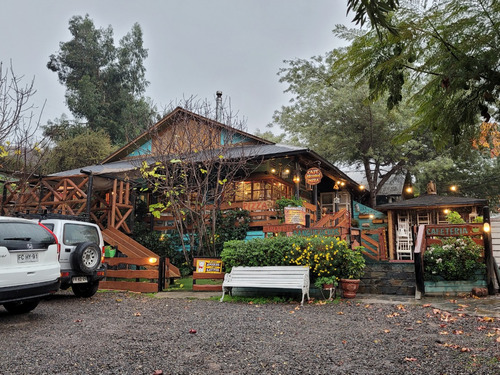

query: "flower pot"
left=322, top=283, right=334, bottom=290
left=340, top=278, right=360, bottom=299
left=105, top=247, right=116, bottom=258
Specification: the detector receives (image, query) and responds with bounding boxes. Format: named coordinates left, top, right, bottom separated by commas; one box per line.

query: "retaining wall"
left=359, top=261, right=416, bottom=295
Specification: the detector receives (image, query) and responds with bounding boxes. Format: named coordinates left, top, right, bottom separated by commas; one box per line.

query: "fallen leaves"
left=404, top=357, right=417, bottom=362
left=386, top=312, right=400, bottom=318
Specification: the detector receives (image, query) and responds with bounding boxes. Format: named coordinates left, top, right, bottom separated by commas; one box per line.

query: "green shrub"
left=424, top=236, right=485, bottom=281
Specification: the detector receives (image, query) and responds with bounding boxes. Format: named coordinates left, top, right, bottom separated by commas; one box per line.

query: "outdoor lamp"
left=405, top=186, right=413, bottom=194
left=293, top=175, right=300, bottom=183
left=450, top=185, right=458, bottom=192
left=483, top=222, right=490, bottom=233
left=148, top=257, right=158, bottom=264
left=359, top=185, right=365, bottom=190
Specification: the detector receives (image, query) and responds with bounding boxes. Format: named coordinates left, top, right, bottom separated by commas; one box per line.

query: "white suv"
left=37, top=218, right=106, bottom=298
left=0, top=217, right=61, bottom=314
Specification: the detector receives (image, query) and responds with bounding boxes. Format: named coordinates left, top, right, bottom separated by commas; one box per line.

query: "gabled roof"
left=52, top=143, right=359, bottom=188
left=376, top=194, right=488, bottom=211
left=101, top=106, right=273, bottom=164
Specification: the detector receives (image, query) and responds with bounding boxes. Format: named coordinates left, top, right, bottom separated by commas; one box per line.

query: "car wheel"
left=72, top=281, right=100, bottom=298
left=71, top=242, right=101, bottom=274
left=3, top=299, right=40, bottom=314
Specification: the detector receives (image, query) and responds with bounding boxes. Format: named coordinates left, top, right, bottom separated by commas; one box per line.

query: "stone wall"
left=359, top=261, right=415, bottom=295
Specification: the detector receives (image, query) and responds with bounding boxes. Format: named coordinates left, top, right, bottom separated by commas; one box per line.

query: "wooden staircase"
left=101, top=228, right=180, bottom=293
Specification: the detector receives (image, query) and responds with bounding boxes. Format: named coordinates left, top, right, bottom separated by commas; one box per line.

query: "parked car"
left=0, top=217, right=61, bottom=314
left=36, top=218, right=106, bottom=298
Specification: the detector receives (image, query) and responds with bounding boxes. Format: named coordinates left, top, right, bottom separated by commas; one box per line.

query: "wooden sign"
left=284, top=206, right=306, bottom=225
left=425, top=224, right=482, bottom=237
left=293, top=227, right=342, bottom=237
left=242, top=200, right=274, bottom=211
left=195, top=258, right=223, bottom=273
left=305, top=167, right=323, bottom=185
left=263, top=224, right=300, bottom=233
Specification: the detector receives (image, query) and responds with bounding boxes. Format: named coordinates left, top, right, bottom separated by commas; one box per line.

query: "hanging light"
left=359, top=185, right=365, bottom=191
left=483, top=222, right=491, bottom=233
left=450, top=185, right=458, bottom=192
left=405, top=186, right=413, bottom=194
left=293, top=175, right=300, bottom=184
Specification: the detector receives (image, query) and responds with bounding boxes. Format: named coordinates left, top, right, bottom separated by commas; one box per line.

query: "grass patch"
left=215, top=294, right=342, bottom=305
left=165, top=276, right=223, bottom=291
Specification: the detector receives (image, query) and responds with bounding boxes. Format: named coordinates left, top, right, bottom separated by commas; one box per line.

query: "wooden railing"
left=152, top=199, right=318, bottom=231
left=101, top=256, right=180, bottom=293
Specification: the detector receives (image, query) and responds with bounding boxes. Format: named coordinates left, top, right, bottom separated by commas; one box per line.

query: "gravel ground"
left=1, top=291, right=499, bottom=375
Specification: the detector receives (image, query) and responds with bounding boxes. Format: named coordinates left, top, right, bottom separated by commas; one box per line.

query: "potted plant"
left=314, top=276, right=337, bottom=290
left=337, top=246, right=366, bottom=298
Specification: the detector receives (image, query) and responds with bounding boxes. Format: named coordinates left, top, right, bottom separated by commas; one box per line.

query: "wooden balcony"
left=152, top=199, right=318, bottom=231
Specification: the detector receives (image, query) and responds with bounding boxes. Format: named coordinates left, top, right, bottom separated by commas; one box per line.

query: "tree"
left=271, top=49, right=434, bottom=207
left=336, top=0, right=500, bottom=148
left=0, top=61, right=49, bottom=177
left=347, top=0, right=400, bottom=35
left=140, top=100, right=257, bottom=261
left=47, top=15, right=156, bottom=146
left=44, top=129, right=114, bottom=173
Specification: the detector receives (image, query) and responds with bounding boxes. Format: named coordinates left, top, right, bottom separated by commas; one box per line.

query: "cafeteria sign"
left=305, top=167, right=323, bottom=185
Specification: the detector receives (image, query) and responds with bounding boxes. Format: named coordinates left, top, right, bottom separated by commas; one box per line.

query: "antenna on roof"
left=215, top=91, right=223, bottom=122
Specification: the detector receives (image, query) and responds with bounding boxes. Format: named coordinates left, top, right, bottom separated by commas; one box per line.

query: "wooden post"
left=482, top=206, right=497, bottom=295
left=86, top=174, right=93, bottom=222
left=110, top=179, right=118, bottom=228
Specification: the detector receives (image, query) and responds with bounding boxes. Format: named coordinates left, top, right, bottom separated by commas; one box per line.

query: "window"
left=232, top=178, right=292, bottom=202
left=63, top=224, right=100, bottom=246
left=320, top=192, right=351, bottom=214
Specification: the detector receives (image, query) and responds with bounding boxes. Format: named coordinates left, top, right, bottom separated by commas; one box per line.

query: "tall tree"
left=336, top=0, right=500, bottom=148
left=271, top=49, right=433, bottom=207
left=47, top=15, right=156, bottom=146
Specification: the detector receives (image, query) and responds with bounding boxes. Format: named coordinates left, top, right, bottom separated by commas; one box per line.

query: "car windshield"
left=0, top=222, right=56, bottom=250
left=63, top=224, right=99, bottom=245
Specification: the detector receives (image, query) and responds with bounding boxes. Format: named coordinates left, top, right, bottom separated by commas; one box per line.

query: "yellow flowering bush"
left=285, top=236, right=350, bottom=282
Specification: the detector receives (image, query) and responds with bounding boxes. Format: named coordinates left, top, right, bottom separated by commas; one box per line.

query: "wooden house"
left=1, top=107, right=366, bottom=245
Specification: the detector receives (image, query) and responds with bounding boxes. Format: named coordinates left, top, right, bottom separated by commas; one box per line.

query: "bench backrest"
left=226, top=266, right=309, bottom=286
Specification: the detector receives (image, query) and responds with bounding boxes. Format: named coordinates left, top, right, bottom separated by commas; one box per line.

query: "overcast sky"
left=1, top=0, right=352, bottom=136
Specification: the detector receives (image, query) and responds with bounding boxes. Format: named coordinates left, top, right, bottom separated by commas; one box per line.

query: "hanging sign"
left=305, top=168, right=323, bottom=185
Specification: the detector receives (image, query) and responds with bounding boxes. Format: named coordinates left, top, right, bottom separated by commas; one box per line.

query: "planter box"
left=424, top=279, right=487, bottom=296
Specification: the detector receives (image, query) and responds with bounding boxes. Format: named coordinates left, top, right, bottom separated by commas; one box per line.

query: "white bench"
left=220, top=266, right=310, bottom=305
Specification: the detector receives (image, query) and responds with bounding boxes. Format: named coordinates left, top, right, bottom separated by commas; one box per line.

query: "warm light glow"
left=293, top=175, right=300, bottom=183
left=369, top=214, right=375, bottom=219
left=284, top=168, right=290, bottom=174
left=450, top=185, right=457, bottom=192
left=271, top=168, right=276, bottom=174
left=148, top=257, right=158, bottom=264
left=483, top=222, right=491, bottom=233
left=443, top=209, right=450, bottom=214
left=340, top=181, right=345, bottom=186
left=406, top=186, right=413, bottom=194
left=359, top=185, right=365, bottom=190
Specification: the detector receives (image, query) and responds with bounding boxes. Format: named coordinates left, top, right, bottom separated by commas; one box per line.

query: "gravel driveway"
left=1, top=291, right=499, bottom=375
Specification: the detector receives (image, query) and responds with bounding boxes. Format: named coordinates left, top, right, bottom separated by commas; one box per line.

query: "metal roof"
left=376, top=194, right=488, bottom=211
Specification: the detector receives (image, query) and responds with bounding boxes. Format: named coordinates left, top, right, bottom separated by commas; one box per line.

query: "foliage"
left=221, top=236, right=293, bottom=271
left=271, top=49, right=432, bottom=207
left=131, top=221, right=174, bottom=259
left=337, top=0, right=500, bottom=148
left=346, top=0, right=400, bottom=36
left=222, top=235, right=366, bottom=284
left=275, top=196, right=304, bottom=211
left=445, top=211, right=465, bottom=224
left=205, top=209, right=250, bottom=256
left=43, top=129, right=114, bottom=173
left=47, top=15, right=156, bottom=145
left=424, top=236, right=485, bottom=281
left=313, top=276, right=338, bottom=289
left=473, top=122, right=500, bottom=158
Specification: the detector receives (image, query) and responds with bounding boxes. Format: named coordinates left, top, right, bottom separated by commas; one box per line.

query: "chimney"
left=215, top=91, right=223, bottom=122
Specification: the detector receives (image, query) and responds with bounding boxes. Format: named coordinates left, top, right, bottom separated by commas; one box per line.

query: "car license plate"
left=17, top=252, right=39, bottom=263
left=72, top=276, right=88, bottom=284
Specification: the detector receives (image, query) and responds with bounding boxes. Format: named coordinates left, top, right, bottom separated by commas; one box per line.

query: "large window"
left=232, top=178, right=292, bottom=202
